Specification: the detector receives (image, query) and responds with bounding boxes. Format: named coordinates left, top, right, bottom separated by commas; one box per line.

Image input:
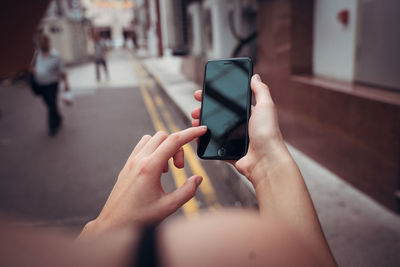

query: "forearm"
left=0, top=220, right=135, bottom=267
left=252, top=147, right=336, bottom=265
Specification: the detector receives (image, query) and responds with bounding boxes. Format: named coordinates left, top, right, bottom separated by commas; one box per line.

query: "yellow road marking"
left=153, top=75, right=162, bottom=84
left=140, top=86, right=167, bottom=132
left=146, top=78, right=219, bottom=209
left=133, top=61, right=200, bottom=217
left=182, top=145, right=220, bottom=209
left=168, top=159, right=199, bottom=216
left=154, top=94, right=164, bottom=109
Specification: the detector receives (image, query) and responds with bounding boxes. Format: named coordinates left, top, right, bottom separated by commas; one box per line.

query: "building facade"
left=140, top=0, right=400, bottom=212
left=40, top=0, right=92, bottom=64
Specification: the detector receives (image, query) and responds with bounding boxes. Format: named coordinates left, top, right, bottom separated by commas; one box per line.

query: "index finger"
left=151, top=126, right=207, bottom=170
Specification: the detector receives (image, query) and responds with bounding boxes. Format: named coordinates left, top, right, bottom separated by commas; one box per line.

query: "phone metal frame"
left=197, top=57, right=253, bottom=160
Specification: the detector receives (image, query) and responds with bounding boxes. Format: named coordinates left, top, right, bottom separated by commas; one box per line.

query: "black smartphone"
left=197, top=57, right=253, bottom=160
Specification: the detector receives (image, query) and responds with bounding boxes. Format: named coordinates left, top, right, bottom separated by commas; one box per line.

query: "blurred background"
left=0, top=0, right=399, bottom=266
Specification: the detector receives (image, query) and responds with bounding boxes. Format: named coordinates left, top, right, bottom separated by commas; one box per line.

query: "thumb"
left=251, top=74, right=273, bottom=104
left=163, top=176, right=203, bottom=213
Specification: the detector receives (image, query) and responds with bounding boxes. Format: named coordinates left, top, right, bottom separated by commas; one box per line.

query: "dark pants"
left=40, top=82, right=62, bottom=131
left=95, top=58, right=108, bottom=81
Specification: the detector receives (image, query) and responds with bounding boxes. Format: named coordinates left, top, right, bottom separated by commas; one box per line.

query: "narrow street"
left=1, top=1, right=400, bottom=266
left=0, top=50, right=254, bottom=231
left=1, top=50, right=400, bottom=267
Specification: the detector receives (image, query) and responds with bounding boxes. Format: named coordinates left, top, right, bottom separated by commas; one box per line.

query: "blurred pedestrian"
left=122, top=28, right=128, bottom=49
left=131, top=29, right=138, bottom=50
left=93, top=33, right=109, bottom=82
left=31, top=34, right=70, bottom=136
left=130, top=21, right=138, bottom=50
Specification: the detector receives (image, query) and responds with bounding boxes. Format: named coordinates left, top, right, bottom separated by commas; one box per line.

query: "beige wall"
left=42, top=17, right=91, bottom=64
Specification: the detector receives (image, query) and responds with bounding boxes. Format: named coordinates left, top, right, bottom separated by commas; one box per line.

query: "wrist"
left=249, top=147, right=294, bottom=189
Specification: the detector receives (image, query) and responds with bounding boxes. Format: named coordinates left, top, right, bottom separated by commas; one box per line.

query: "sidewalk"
left=141, top=56, right=400, bottom=267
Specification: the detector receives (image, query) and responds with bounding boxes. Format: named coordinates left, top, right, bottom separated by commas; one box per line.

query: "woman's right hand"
left=79, top=127, right=207, bottom=238
left=191, top=74, right=292, bottom=189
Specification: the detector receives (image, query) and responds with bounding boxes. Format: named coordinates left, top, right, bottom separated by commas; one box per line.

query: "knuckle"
left=261, top=82, right=270, bottom=91
left=255, top=82, right=269, bottom=93
left=118, top=168, right=126, bottom=179
left=137, top=157, right=153, bottom=175
left=266, top=101, right=275, bottom=108
left=259, top=100, right=275, bottom=109
left=169, top=133, right=180, bottom=143
left=126, top=158, right=137, bottom=170
left=166, top=195, right=181, bottom=213
left=142, top=134, right=152, bottom=140
left=156, top=131, right=168, bottom=139
left=164, top=198, right=177, bottom=212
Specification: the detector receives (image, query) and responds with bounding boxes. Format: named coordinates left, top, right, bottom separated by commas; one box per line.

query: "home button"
left=217, top=147, right=226, bottom=157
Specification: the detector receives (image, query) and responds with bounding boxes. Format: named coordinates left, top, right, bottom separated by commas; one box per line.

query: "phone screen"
left=198, top=58, right=252, bottom=160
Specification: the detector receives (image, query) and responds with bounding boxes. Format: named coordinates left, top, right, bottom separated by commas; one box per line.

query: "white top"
left=34, top=49, right=66, bottom=86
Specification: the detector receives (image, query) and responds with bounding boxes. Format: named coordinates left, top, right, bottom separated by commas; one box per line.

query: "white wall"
left=313, top=0, right=358, bottom=82
left=204, top=0, right=238, bottom=59
left=159, top=0, right=170, bottom=52
left=84, top=1, right=134, bottom=42
left=146, top=0, right=159, bottom=57
left=188, top=2, right=203, bottom=56
left=43, top=18, right=90, bottom=64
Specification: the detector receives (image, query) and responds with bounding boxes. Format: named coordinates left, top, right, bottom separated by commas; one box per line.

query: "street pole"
left=154, top=0, right=163, bottom=57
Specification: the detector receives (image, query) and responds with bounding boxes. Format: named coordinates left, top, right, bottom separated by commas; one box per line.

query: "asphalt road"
left=0, top=50, right=255, bottom=232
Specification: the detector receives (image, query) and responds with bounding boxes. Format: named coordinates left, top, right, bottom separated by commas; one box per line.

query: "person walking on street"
left=31, top=34, right=70, bottom=136
left=93, top=33, right=109, bottom=82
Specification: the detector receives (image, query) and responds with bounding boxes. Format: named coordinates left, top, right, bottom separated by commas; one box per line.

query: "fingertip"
left=253, top=74, right=261, bottom=82
left=173, top=148, right=185, bottom=168
left=195, top=176, right=203, bottom=187
left=199, top=125, right=207, bottom=131
left=194, top=90, right=203, bottom=101
left=192, top=119, right=200, bottom=127
left=251, top=73, right=272, bottom=103
left=190, top=107, right=201, bottom=119
left=251, top=74, right=262, bottom=89
left=188, top=175, right=203, bottom=187
left=175, top=163, right=184, bottom=169
left=174, top=159, right=184, bottom=169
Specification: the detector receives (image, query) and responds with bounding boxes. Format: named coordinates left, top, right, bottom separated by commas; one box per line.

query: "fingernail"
left=254, top=74, right=261, bottom=81
left=195, top=176, right=203, bottom=186
left=199, top=125, right=207, bottom=130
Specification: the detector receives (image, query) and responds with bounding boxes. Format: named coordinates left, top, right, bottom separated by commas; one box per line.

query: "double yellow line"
left=132, top=59, right=219, bottom=217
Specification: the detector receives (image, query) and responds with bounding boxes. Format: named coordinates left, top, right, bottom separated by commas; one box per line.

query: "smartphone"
left=197, top=57, right=253, bottom=160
